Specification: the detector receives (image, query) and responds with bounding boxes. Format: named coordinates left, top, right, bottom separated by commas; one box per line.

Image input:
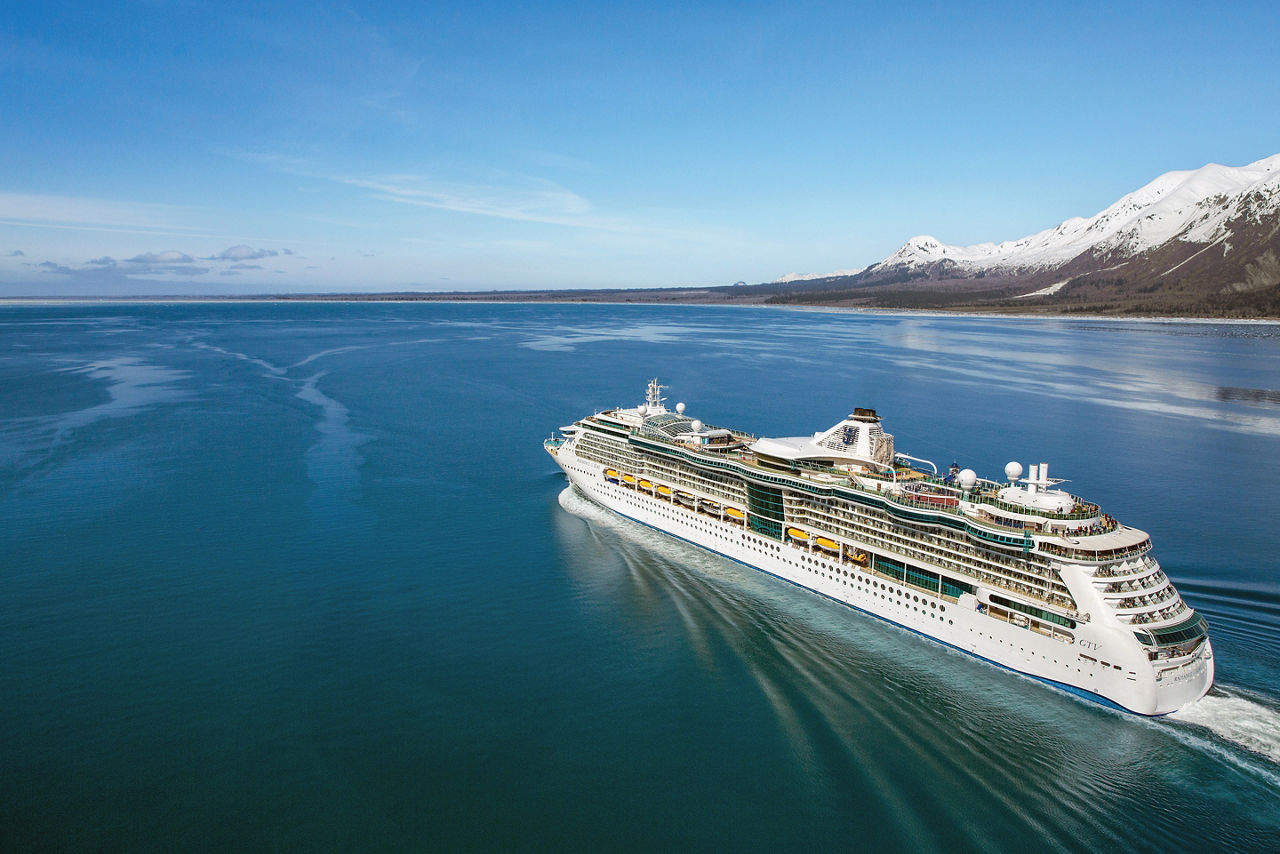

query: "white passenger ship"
left=546, top=379, right=1213, bottom=715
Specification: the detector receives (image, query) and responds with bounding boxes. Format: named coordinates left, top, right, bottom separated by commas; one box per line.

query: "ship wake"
left=558, top=486, right=1280, bottom=780
left=1166, top=688, right=1280, bottom=766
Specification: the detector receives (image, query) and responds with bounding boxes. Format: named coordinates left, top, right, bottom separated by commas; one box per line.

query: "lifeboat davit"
left=851, top=551, right=870, bottom=565
left=622, top=473, right=637, bottom=485
left=725, top=507, right=745, bottom=520
left=787, top=527, right=809, bottom=542
left=657, top=485, right=673, bottom=497
left=815, top=536, right=839, bottom=553
left=674, top=491, right=695, bottom=506
left=605, top=469, right=620, bottom=483
left=699, top=498, right=721, bottom=513
left=638, top=479, right=654, bottom=490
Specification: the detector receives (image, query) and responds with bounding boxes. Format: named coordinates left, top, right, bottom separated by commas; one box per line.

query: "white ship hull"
left=553, top=445, right=1214, bottom=716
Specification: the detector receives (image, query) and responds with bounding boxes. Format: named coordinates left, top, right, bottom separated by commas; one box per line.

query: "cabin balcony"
left=1095, top=571, right=1169, bottom=595
left=1106, top=584, right=1178, bottom=612
left=1039, top=538, right=1153, bottom=563
left=1119, top=600, right=1190, bottom=627
left=1086, top=557, right=1161, bottom=579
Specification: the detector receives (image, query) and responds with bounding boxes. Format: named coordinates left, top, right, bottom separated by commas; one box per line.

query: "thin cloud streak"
left=0, top=192, right=193, bottom=230
left=0, top=217, right=291, bottom=246
left=339, top=173, right=733, bottom=246
left=235, top=148, right=731, bottom=246
left=341, top=175, right=617, bottom=229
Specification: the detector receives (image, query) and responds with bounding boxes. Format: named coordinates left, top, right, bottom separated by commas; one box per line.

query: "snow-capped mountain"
left=778, top=154, right=1280, bottom=302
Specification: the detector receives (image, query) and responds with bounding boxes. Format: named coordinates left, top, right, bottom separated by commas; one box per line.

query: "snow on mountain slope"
left=775, top=268, right=866, bottom=283
left=781, top=154, right=1280, bottom=282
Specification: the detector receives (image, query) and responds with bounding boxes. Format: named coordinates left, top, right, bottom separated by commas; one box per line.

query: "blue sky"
left=2, top=0, right=1277, bottom=295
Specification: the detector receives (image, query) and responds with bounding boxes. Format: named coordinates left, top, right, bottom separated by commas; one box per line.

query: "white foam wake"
left=557, top=483, right=613, bottom=523
left=1167, top=689, right=1280, bottom=765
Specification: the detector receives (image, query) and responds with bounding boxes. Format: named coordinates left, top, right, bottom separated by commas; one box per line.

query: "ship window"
left=1138, top=614, right=1207, bottom=647
left=990, top=594, right=1077, bottom=629
left=940, top=576, right=975, bottom=599
left=876, top=556, right=906, bottom=582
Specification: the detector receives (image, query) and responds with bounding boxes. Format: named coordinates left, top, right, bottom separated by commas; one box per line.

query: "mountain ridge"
left=765, top=154, right=1280, bottom=315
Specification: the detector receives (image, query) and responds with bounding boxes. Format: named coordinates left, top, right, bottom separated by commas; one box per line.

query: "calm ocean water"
left=2, top=302, right=1279, bottom=851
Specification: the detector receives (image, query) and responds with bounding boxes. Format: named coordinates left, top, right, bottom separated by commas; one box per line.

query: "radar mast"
left=645, top=378, right=668, bottom=414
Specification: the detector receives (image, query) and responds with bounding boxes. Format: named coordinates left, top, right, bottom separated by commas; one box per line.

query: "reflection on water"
left=52, top=357, right=189, bottom=442
left=0, top=356, right=188, bottom=479
left=296, top=371, right=369, bottom=519
left=1216, top=386, right=1280, bottom=405
left=519, top=322, right=703, bottom=352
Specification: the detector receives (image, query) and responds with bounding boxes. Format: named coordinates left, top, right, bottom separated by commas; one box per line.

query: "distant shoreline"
left=2, top=295, right=1278, bottom=324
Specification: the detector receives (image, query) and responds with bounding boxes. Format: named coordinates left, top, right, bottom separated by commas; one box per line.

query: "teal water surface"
left=2, top=303, right=1279, bottom=851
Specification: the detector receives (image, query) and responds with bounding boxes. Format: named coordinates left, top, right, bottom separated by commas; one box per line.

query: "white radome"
left=958, top=469, right=978, bottom=490
left=1005, top=461, right=1024, bottom=482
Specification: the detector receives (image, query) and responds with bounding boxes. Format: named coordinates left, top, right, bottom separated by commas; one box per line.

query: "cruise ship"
left=545, top=379, right=1214, bottom=715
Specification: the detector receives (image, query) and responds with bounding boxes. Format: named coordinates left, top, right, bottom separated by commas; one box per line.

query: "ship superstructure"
left=545, top=380, right=1213, bottom=715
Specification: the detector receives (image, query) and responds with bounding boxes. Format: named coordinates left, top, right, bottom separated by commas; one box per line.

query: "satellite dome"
left=1004, top=461, right=1024, bottom=482
left=675, top=402, right=686, bottom=414
left=958, top=469, right=978, bottom=490
left=638, top=404, right=648, bottom=416
left=691, top=419, right=704, bottom=432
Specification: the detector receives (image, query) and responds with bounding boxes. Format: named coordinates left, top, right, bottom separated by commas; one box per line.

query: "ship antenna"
left=646, top=378, right=667, bottom=412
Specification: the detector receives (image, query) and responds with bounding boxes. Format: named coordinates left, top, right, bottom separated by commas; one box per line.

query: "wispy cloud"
left=341, top=174, right=612, bottom=229
left=30, top=259, right=191, bottom=286
left=0, top=192, right=196, bottom=233
left=127, top=250, right=194, bottom=264
left=0, top=192, right=295, bottom=247
left=210, top=244, right=279, bottom=261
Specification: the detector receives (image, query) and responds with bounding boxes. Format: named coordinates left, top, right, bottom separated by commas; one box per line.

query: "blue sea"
left=2, top=302, right=1279, bottom=852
